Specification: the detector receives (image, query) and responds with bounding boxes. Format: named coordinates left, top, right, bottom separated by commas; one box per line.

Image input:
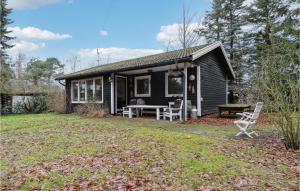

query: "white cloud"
left=8, top=41, right=45, bottom=55
left=9, top=26, right=72, bottom=40
left=77, top=47, right=163, bottom=65
left=156, top=23, right=203, bottom=48
left=156, top=23, right=181, bottom=47
left=99, top=30, right=108, bottom=37
left=7, top=0, right=63, bottom=9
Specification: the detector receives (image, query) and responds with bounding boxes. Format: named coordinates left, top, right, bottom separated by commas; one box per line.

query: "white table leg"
left=156, top=108, right=160, bottom=120
left=129, top=108, right=132, bottom=118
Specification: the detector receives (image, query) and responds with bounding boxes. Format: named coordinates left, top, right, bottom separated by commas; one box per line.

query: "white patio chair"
left=122, top=107, right=136, bottom=117
left=122, top=99, right=137, bottom=117
left=136, top=98, right=145, bottom=116
left=234, top=102, right=264, bottom=138
left=163, top=99, right=183, bottom=121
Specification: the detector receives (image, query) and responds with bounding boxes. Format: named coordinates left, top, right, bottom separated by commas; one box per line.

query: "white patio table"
left=127, top=105, right=168, bottom=120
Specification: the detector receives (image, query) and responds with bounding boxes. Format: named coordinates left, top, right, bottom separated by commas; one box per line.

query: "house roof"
left=56, top=42, right=234, bottom=80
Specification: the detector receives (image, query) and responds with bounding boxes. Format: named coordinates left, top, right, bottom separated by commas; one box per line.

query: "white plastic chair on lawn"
left=163, top=99, right=183, bottom=121
left=234, top=102, right=263, bottom=138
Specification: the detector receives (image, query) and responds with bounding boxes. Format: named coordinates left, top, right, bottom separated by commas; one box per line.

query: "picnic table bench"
left=127, top=105, right=168, bottom=120
left=217, top=104, right=251, bottom=117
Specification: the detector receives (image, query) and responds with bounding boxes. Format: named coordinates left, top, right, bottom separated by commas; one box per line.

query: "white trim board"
left=192, top=41, right=235, bottom=79
left=183, top=64, right=188, bottom=121
left=197, top=65, right=201, bottom=116
left=71, top=77, right=104, bottom=104
left=164, top=72, right=183, bottom=97
left=115, top=75, right=128, bottom=111
left=134, top=75, right=151, bottom=97
left=110, top=73, right=115, bottom=114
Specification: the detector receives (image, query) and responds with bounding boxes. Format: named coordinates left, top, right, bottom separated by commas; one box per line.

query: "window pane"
left=87, top=80, right=94, bottom=101
left=95, top=79, right=102, bottom=101
left=168, top=76, right=183, bottom=95
left=137, top=79, right=149, bottom=94
left=72, top=82, right=78, bottom=101
left=79, top=81, right=86, bottom=101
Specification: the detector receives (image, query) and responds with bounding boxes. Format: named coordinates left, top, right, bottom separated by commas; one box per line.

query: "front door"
left=115, top=76, right=127, bottom=112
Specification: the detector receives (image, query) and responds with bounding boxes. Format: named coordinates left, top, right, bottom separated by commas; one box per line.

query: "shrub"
left=12, top=102, right=25, bottom=114
left=12, top=95, right=48, bottom=114
left=258, top=39, right=299, bottom=150
left=74, top=103, right=108, bottom=118
left=46, top=87, right=66, bottom=113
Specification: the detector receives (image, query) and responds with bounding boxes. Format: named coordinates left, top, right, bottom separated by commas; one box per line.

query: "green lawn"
left=0, top=114, right=298, bottom=190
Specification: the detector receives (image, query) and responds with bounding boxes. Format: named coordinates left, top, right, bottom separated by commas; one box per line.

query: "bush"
left=12, top=95, right=48, bottom=114
left=46, top=87, right=66, bottom=113
left=12, top=102, right=25, bottom=114
left=74, top=103, right=108, bottom=118
left=258, top=39, right=299, bottom=150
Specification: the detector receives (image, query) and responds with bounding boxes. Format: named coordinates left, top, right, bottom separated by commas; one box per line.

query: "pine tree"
left=244, top=0, right=291, bottom=77
left=222, top=0, right=246, bottom=86
left=197, top=0, right=226, bottom=43
left=0, top=0, right=14, bottom=93
left=0, top=0, right=14, bottom=59
left=198, top=0, right=246, bottom=87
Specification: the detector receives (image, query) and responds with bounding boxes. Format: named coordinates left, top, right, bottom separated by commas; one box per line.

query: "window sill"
left=134, top=94, right=151, bottom=97
left=71, top=101, right=104, bottom=104
left=165, top=94, right=183, bottom=97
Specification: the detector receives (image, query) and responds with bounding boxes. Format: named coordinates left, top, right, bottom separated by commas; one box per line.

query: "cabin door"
left=115, top=76, right=127, bottom=112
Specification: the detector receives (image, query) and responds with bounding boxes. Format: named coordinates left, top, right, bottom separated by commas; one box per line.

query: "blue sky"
left=8, top=0, right=212, bottom=72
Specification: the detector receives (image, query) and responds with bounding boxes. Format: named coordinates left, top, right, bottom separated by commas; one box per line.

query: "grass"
left=0, top=113, right=298, bottom=190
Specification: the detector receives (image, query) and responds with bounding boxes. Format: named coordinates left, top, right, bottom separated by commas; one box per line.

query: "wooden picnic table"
left=127, top=105, right=168, bottom=120
left=217, top=104, right=251, bottom=117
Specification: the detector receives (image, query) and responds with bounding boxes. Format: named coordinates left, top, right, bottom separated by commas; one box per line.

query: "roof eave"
left=55, top=56, right=192, bottom=80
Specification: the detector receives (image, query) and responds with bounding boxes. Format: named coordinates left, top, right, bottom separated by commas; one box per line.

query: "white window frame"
left=165, top=72, right=183, bottom=97
left=71, top=77, right=104, bottom=103
left=134, top=75, right=151, bottom=97
left=71, top=81, right=79, bottom=103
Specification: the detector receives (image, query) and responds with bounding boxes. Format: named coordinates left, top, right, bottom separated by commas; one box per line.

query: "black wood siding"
left=127, top=71, right=181, bottom=105
left=65, top=74, right=111, bottom=113
left=196, top=50, right=227, bottom=115
left=124, top=68, right=197, bottom=108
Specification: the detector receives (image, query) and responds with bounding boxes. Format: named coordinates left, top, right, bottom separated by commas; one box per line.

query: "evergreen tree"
left=26, top=58, right=64, bottom=86
left=197, top=0, right=226, bottom=43
left=223, top=0, right=246, bottom=86
left=244, top=0, right=291, bottom=77
left=0, top=0, right=14, bottom=93
left=0, top=0, right=14, bottom=59
left=198, top=0, right=246, bottom=87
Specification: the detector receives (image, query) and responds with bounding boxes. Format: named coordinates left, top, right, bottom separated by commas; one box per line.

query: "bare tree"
left=66, top=55, right=80, bottom=72
left=12, top=52, right=26, bottom=79
left=178, top=3, right=200, bottom=49
left=96, top=48, right=102, bottom=66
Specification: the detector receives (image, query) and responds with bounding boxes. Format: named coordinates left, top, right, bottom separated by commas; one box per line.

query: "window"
left=95, top=78, right=103, bottom=102
left=165, top=73, right=183, bottom=97
left=86, top=80, right=94, bottom=101
left=72, top=81, right=79, bottom=101
left=71, top=77, right=103, bottom=103
left=134, top=75, right=151, bottom=97
left=79, top=81, right=86, bottom=101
